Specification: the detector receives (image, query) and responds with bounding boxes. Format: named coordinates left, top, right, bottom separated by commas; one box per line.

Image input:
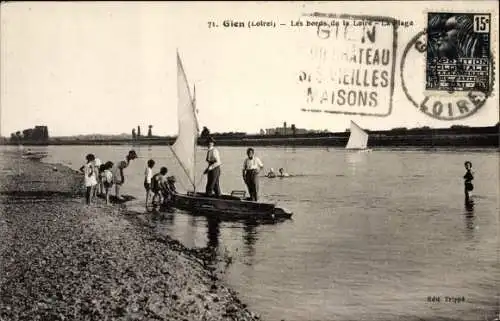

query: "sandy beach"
left=0, top=151, right=261, bottom=321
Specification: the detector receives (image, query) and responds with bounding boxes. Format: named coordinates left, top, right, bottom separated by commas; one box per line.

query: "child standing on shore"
left=93, top=156, right=102, bottom=197
left=102, top=161, right=114, bottom=205
left=144, top=159, right=155, bottom=209
left=80, top=154, right=97, bottom=205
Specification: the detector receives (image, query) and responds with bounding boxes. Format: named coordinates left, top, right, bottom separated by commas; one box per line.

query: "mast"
left=193, top=83, right=197, bottom=194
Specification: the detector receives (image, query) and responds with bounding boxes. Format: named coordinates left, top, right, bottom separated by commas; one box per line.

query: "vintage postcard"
left=0, top=2, right=498, bottom=321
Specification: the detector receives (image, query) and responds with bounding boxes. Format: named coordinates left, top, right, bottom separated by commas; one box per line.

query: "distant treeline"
left=2, top=124, right=499, bottom=147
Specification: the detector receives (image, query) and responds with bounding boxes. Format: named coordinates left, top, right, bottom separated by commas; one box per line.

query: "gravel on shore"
left=0, top=151, right=261, bottom=321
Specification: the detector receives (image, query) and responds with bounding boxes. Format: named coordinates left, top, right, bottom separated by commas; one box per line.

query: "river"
left=8, top=145, right=499, bottom=321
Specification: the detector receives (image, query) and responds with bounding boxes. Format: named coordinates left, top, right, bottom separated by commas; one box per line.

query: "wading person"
left=112, top=150, right=138, bottom=201
left=80, top=154, right=97, bottom=205
left=242, top=148, right=264, bottom=201
left=463, top=161, right=474, bottom=203
left=204, top=137, right=221, bottom=197
left=278, top=167, right=290, bottom=178
left=144, top=159, right=155, bottom=209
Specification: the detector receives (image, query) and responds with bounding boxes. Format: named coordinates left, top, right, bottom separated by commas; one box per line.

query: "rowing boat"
left=166, top=52, right=292, bottom=220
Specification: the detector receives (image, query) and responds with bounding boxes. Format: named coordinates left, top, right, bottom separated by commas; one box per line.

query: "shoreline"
left=0, top=151, right=261, bottom=321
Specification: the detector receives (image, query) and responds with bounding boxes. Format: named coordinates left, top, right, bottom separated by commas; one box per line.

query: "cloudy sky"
left=1, top=1, right=498, bottom=137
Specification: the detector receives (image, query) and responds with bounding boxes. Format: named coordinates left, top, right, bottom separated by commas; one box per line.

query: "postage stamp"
left=401, top=14, right=495, bottom=121
left=425, top=13, right=491, bottom=93
left=298, top=12, right=398, bottom=117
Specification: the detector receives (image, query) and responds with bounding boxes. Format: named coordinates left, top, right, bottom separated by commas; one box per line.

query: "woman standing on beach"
left=80, top=154, right=97, bottom=205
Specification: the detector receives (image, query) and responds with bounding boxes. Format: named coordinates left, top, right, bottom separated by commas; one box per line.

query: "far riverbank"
left=4, top=124, right=499, bottom=148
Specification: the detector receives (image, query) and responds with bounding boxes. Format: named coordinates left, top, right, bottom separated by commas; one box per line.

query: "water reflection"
left=242, top=221, right=258, bottom=259
left=206, top=216, right=221, bottom=249
left=464, top=199, right=475, bottom=239
left=345, top=151, right=367, bottom=174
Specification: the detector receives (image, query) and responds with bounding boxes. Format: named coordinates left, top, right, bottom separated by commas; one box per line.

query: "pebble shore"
left=0, top=151, right=261, bottom=321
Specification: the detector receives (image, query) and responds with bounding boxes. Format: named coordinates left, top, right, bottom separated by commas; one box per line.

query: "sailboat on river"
left=345, top=120, right=372, bottom=152
left=168, top=52, right=292, bottom=220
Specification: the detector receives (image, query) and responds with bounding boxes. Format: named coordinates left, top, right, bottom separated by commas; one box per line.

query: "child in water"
left=266, top=168, right=276, bottom=178
left=463, top=161, right=474, bottom=203
left=278, top=168, right=290, bottom=177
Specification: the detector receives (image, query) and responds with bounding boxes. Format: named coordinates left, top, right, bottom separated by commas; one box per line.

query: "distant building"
left=264, top=123, right=320, bottom=135
left=12, top=125, right=49, bottom=142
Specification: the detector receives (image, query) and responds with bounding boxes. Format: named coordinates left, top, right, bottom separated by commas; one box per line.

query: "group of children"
left=80, top=154, right=114, bottom=205
left=80, top=152, right=177, bottom=209
left=143, top=159, right=177, bottom=210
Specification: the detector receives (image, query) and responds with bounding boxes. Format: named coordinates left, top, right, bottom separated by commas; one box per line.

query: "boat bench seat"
left=230, top=190, right=246, bottom=199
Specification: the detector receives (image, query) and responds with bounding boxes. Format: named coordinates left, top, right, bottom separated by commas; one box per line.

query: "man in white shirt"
left=242, top=148, right=264, bottom=201
left=203, top=137, right=221, bottom=197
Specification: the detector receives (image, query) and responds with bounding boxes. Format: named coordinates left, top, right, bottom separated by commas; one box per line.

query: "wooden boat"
left=346, top=120, right=372, bottom=152
left=167, top=51, right=292, bottom=220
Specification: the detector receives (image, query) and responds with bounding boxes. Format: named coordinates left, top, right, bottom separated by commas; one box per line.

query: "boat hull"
left=170, top=192, right=292, bottom=220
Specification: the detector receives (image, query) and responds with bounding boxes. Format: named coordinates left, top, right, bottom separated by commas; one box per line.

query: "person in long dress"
left=242, top=148, right=264, bottom=201
left=203, top=137, right=221, bottom=197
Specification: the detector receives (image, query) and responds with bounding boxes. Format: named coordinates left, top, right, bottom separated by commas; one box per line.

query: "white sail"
left=346, top=121, right=369, bottom=150
left=171, top=51, right=199, bottom=189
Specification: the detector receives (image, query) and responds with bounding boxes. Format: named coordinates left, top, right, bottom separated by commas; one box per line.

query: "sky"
left=1, top=1, right=498, bottom=137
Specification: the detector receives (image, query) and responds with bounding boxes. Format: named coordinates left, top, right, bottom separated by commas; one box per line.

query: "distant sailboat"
left=346, top=121, right=371, bottom=151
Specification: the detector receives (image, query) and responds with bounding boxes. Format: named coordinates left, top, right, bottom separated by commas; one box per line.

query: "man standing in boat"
left=204, top=137, right=221, bottom=197
left=242, top=148, right=264, bottom=201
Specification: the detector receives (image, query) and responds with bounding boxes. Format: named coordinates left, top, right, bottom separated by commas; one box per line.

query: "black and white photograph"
left=0, top=1, right=498, bottom=321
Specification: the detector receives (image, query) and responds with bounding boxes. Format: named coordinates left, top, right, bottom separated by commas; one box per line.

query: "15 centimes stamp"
left=297, top=13, right=398, bottom=117
left=426, top=13, right=491, bottom=93
left=401, top=12, right=495, bottom=120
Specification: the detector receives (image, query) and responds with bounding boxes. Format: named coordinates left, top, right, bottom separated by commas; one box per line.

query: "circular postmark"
left=400, top=30, right=495, bottom=120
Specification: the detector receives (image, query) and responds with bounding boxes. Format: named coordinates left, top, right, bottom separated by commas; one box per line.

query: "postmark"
left=425, top=13, right=491, bottom=93
left=401, top=19, right=495, bottom=120
left=297, top=13, right=398, bottom=117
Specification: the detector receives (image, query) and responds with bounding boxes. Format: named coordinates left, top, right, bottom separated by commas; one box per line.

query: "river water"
left=8, top=145, right=500, bottom=321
